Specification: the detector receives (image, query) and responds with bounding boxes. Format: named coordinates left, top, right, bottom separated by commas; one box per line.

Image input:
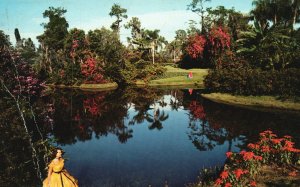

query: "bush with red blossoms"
left=208, top=26, right=231, bottom=55
left=80, top=56, right=106, bottom=84
left=0, top=48, right=44, bottom=99
left=247, top=130, right=300, bottom=165
left=186, top=34, right=207, bottom=59
left=213, top=130, right=300, bottom=187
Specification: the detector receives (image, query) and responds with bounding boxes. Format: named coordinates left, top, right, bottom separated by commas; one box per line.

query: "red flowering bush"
left=81, top=57, right=106, bottom=84
left=247, top=130, right=300, bottom=165
left=208, top=26, right=231, bottom=55
left=186, top=34, right=207, bottom=59
left=214, top=130, right=300, bottom=187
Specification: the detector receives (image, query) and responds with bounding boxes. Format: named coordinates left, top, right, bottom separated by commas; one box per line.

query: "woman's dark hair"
left=51, top=147, right=65, bottom=159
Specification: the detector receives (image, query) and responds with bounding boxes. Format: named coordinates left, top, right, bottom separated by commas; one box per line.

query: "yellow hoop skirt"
left=43, top=159, right=78, bottom=187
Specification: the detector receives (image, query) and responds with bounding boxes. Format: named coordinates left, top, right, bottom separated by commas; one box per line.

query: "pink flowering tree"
left=184, top=26, right=231, bottom=68
left=186, top=34, right=207, bottom=59
left=207, top=26, right=231, bottom=66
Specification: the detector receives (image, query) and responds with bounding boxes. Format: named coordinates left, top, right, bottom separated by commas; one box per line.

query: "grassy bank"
left=147, top=66, right=208, bottom=88
left=47, top=82, right=118, bottom=91
left=201, top=93, right=300, bottom=114
left=48, top=66, right=209, bottom=90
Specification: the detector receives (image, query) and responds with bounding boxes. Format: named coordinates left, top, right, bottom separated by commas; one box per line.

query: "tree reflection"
left=202, top=99, right=300, bottom=148
left=48, top=87, right=169, bottom=144
left=147, top=109, right=169, bottom=130
left=185, top=89, right=300, bottom=152
left=184, top=90, right=243, bottom=152
left=169, top=89, right=183, bottom=111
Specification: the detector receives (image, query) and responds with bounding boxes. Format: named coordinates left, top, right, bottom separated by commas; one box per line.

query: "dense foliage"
left=202, top=1, right=300, bottom=98
left=205, top=66, right=300, bottom=97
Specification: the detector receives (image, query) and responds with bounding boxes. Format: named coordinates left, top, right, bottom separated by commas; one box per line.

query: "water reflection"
left=1, top=87, right=299, bottom=186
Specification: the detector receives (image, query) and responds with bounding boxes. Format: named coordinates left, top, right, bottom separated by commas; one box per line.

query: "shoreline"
left=201, top=93, right=300, bottom=115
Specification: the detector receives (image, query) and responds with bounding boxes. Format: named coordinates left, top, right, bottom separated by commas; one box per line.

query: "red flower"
left=259, top=132, right=266, bottom=137
left=241, top=151, right=254, bottom=161
left=248, top=143, right=260, bottom=150
left=263, top=130, right=273, bottom=134
left=254, top=155, right=263, bottom=161
left=271, top=138, right=282, bottom=144
left=214, top=178, right=222, bottom=186
left=284, top=135, right=292, bottom=139
left=250, top=181, right=257, bottom=186
left=234, top=169, right=244, bottom=179
left=224, top=182, right=232, bottom=187
left=288, top=170, right=297, bottom=177
left=284, top=140, right=294, bottom=148
left=226, top=152, right=233, bottom=158
left=220, top=171, right=229, bottom=179
left=261, top=145, right=270, bottom=153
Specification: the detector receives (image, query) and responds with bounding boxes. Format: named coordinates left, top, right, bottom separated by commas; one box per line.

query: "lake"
left=1, top=87, right=299, bottom=187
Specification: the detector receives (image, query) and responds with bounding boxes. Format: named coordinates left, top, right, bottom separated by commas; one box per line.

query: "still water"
left=48, top=88, right=300, bottom=187
left=1, top=87, right=299, bottom=186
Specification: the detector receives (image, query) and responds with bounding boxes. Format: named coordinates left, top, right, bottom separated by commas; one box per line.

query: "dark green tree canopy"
left=109, top=4, right=128, bottom=32
left=87, top=27, right=124, bottom=64
left=37, top=7, right=69, bottom=51
left=0, top=30, right=11, bottom=49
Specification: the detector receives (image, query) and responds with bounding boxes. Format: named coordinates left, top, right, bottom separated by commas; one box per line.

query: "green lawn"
left=148, top=66, right=209, bottom=88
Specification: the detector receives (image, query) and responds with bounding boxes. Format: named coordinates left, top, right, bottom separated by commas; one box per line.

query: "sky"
left=0, top=0, right=254, bottom=46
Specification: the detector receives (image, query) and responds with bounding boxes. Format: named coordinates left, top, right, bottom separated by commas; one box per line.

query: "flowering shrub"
left=186, top=34, right=207, bottom=59
left=80, top=57, right=106, bottom=84
left=208, top=26, right=231, bottom=55
left=214, top=130, right=300, bottom=187
left=248, top=130, right=300, bottom=165
left=0, top=48, right=44, bottom=99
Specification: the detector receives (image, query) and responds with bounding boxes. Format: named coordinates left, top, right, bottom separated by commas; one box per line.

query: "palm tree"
left=146, top=108, right=169, bottom=130
left=251, top=0, right=270, bottom=30
left=291, top=0, right=300, bottom=28
left=237, top=20, right=292, bottom=69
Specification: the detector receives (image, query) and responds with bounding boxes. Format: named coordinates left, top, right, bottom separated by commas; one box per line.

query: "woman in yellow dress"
left=43, top=148, right=78, bottom=187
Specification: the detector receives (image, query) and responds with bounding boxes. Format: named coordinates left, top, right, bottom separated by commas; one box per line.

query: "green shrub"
left=204, top=67, right=300, bottom=97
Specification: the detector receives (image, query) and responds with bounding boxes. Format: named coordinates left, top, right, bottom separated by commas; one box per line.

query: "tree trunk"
left=45, top=46, right=52, bottom=73
left=151, top=42, right=155, bottom=64
left=173, top=49, right=176, bottom=62
left=292, top=0, right=300, bottom=30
